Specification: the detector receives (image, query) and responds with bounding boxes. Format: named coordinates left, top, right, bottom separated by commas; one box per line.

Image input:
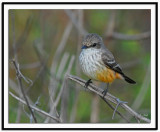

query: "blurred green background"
left=9, top=9, right=151, bottom=123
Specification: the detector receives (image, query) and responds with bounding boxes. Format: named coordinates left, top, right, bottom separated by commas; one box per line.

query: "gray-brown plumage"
left=79, top=33, right=136, bottom=119
left=79, top=33, right=136, bottom=84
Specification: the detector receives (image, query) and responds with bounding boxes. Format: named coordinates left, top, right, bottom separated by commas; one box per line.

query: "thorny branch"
left=67, top=74, right=151, bottom=123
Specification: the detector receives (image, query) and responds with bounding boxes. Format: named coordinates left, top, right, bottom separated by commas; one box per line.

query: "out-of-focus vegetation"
left=9, top=9, right=151, bottom=123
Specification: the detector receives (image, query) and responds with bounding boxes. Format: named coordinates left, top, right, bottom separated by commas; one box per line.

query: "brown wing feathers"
left=101, top=52, right=136, bottom=84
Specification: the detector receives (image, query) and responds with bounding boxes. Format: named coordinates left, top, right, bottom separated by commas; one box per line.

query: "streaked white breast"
left=79, top=48, right=105, bottom=80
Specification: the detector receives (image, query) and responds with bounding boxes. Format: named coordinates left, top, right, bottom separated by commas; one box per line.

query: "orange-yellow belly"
left=96, top=68, right=122, bottom=83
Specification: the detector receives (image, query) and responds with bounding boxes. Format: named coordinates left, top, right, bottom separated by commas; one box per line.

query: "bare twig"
left=112, top=31, right=150, bottom=40
left=90, top=94, right=100, bottom=123
left=9, top=78, right=48, bottom=120
left=9, top=78, right=35, bottom=106
left=135, top=116, right=141, bottom=123
left=69, top=90, right=79, bottom=123
left=48, top=22, right=72, bottom=101
left=26, top=40, right=49, bottom=94
left=132, top=62, right=151, bottom=109
left=11, top=60, right=37, bottom=123
left=48, top=52, right=70, bottom=105
left=23, top=105, right=30, bottom=119
left=25, top=95, right=41, bottom=123
left=120, top=59, right=141, bottom=69
left=56, top=52, right=70, bottom=79
left=10, top=10, right=22, bottom=122
left=45, top=55, right=75, bottom=123
left=104, top=11, right=150, bottom=41
left=9, top=92, right=61, bottom=123
left=67, top=74, right=151, bottom=123
left=69, top=10, right=83, bottom=123
left=19, top=61, right=41, bottom=69
left=60, top=55, right=75, bottom=122
left=9, top=15, right=33, bottom=56
left=44, top=53, right=70, bottom=123
left=64, top=10, right=88, bottom=36
left=100, top=96, right=130, bottom=123
left=120, top=62, right=151, bottom=123
left=46, top=22, right=72, bottom=123
left=9, top=78, right=23, bottom=122
left=105, top=10, right=116, bottom=39
left=49, top=22, right=72, bottom=75
left=10, top=10, right=17, bottom=62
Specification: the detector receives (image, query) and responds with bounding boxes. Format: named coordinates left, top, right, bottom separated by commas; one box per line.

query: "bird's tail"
left=123, top=74, right=136, bottom=84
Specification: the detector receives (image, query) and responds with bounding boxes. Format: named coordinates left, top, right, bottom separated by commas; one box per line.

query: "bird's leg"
left=112, top=98, right=128, bottom=119
left=84, top=79, right=92, bottom=89
left=102, top=83, right=109, bottom=98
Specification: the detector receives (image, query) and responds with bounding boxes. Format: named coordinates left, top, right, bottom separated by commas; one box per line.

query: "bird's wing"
left=101, top=50, right=124, bottom=75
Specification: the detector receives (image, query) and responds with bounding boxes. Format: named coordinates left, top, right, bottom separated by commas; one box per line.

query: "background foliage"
left=9, top=9, right=151, bottom=123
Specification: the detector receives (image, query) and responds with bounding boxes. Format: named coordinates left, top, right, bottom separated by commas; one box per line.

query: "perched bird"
left=79, top=33, right=136, bottom=118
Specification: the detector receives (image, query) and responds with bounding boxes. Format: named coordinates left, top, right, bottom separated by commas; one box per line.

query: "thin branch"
left=56, top=52, right=70, bottom=79
left=26, top=41, right=49, bottom=94
left=10, top=10, right=23, bottom=122
left=10, top=10, right=18, bottom=62
left=132, top=62, right=151, bottom=109
left=120, top=59, right=141, bottom=69
left=22, top=94, right=41, bottom=123
left=69, top=10, right=84, bottom=123
left=64, top=10, right=88, bottom=36
left=112, top=31, right=150, bottom=40
left=60, top=56, right=75, bottom=122
left=9, top=15, right=33, bottom=56
left=9, top=78, right=48, bottom=121
left=69, top=90, right=79, bottom=123
left=103, top=11, right=150, bottom=41
left=105, top=10, right=116, bottom=39
left=46, top=22, right=72, bottom=122
left=100, top=96, right=130, bottom=123
left=48, top=52, right=70, bottom=105
left=9, top=92, right=61, bottom=123
left=48, top=22, right=72, bottom=101
left=90, top=94, right=100, bottom=123
left=11, top=60, right=37, bottom=123
left=55, top=55, right=75, bottom=107
left=65, top=10, right=150, bottom=41
left=67, top=74, right=151, bottom=123
left=120, top=62, right=151, bottom=123
left=44, top=54, right=75, bottom=123
left=19, top=61, right=41, bottom=69
left=44, top=53, right=70, bottom=123
left=49, top=22, right=72, bottom=75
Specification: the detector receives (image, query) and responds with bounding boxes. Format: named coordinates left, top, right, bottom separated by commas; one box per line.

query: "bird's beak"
left=81, top=45, right=88, bottom=49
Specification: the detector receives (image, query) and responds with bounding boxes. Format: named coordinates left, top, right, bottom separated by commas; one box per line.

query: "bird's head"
left=81, top=33, right=103, bottom=50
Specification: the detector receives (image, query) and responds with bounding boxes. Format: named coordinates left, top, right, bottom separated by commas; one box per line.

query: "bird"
left=79, top=33, right=136, bottom=119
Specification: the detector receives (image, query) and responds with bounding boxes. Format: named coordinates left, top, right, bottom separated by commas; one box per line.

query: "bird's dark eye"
left=92, top=43, right=97, bottom=47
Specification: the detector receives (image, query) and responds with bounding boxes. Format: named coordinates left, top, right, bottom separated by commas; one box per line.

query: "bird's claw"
left=102, top=89, right=108, bottom=98
left=84, top=79, right=92, bottom=90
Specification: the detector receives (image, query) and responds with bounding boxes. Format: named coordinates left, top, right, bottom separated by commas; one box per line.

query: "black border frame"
left=1, top=2, right=158, bottom=130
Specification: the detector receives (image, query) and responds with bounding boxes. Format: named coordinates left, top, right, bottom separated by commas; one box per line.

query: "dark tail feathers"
left=123, top=74, right=136, bottom=84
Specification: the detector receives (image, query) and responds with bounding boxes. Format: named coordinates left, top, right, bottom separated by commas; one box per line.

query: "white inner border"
left=4, top=4, right=156, bottom=129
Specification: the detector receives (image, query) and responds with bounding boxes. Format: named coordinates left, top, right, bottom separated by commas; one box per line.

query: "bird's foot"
left=102, top=88, right=108, bottom=98
left=84, top=79, right=92, bottom=90
left=102, top=83, right=109, bottom=98
left=112, top=98, right=128, bottom=119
